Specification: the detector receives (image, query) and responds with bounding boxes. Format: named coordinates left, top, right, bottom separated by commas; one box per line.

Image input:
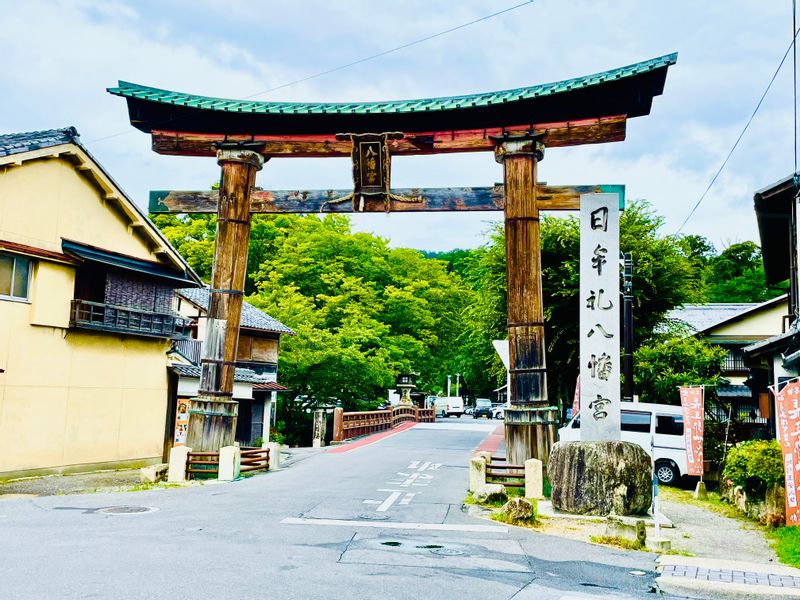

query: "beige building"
left=668, top=295, right=788, bottom=431
left=0, top=127, right=290, bottom=479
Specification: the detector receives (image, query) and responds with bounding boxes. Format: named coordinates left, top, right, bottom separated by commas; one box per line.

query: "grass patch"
left=768, top=527, right=800, bottom=568
left=491, top=512, right=540, bottom=528
left=590, top=535, right=644, bottom=551
left=464, top=491, right=507, bottom=508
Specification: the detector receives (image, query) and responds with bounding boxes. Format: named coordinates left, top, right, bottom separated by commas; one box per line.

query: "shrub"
left=723, top=440, right=783, bottom=499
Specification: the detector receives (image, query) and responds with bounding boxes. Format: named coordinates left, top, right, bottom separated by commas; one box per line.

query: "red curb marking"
left=473, top=423, right=504, bottom=455
left=327, top=421, right=417, bottom=454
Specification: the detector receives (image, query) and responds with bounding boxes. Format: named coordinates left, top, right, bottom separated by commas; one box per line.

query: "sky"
left=1, top=0, right=797, bottom=252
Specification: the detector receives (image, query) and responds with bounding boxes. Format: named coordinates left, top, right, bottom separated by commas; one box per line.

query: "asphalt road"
left=0, top=420, right=679, bottom=600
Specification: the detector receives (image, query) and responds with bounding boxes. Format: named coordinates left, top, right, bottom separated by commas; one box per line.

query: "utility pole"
left=455, top=373, right=461, bottom=397
left=622, top=252, right=634, bottom=402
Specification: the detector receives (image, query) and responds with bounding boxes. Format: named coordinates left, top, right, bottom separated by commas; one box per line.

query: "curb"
left=656, top=555, right=800, bottom=599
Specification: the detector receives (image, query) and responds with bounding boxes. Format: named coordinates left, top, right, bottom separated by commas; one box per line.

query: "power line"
left=675, top=24, right=800, bottom=234
left=242, top=1, right=534, bottom=100
left=87, top=1, right=535, bottom=144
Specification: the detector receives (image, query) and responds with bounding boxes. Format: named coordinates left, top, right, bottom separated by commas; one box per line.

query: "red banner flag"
left=679, top=386, right=704, bottom=477
left=775, top=381, right=800, bottom=526
left=572, top=375, right=580, bottom=417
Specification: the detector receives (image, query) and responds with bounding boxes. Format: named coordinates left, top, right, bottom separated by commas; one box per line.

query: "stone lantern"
left=395, top=373, right=416, bottom=406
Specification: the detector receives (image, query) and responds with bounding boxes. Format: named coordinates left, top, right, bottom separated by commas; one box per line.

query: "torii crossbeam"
left=109, top=52, right=676, bottom=463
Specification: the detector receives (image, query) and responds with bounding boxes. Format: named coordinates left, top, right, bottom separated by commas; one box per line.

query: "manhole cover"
left=430, top=547, right=463, bottom=556
left=357, top=513, right=390, bottom=521
left=98, top=506, right=157, bottom=515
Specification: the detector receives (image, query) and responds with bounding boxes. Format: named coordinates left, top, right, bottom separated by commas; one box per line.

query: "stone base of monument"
left=549, top=440, right=652, bottom=516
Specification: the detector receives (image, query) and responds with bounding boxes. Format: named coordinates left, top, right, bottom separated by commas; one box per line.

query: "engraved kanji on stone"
left=588, top=353, right=613, bottom=381
left=589, top=395, right=611, bottom=420
left=587, top=323, right=614, bottom=339
left=586, top=289, right=613, bottom=310
left=592, top=244, right=608, bottom=275
left=590, top=207, right=609, bottom=232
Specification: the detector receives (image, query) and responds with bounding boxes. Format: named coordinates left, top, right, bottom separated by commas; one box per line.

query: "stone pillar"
left=263, top=395, right=273, bottom=443
left=167, top=446, right=191, bottom=483
left=264, top=441, right=281, bottom=470
left=312, top=409, right=327, bottom=448
left=218, top=445, right=241, bottom=481
left=494, top=134, right=558, bottom=465
left=469, top=456, right=487, bottom=492
left=332, top=407, right=344, bottom=443
left=188, top=147, right=265, bottom=452
left=524, top=458, right=544, bottom=500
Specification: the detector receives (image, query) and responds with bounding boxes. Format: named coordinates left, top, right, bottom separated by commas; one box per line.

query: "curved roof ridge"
left=108, top=53, right=677, bottom=116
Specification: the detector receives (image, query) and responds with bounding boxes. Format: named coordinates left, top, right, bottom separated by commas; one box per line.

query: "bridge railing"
left=332, top=405, right=435, bottom=443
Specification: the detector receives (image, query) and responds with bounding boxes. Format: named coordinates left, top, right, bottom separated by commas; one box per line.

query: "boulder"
left=502, top=497, right=535, bottom=522
left=549, top=441, right=651, bottom=516
left=473, top=483, right=507, bottom=504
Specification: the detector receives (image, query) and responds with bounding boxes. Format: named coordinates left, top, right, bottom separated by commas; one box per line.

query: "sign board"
left=775, top=381, right=800, bottom=526
left=173, top=398, right=190, bottom=446
left=679, top=386, right=704, bottom=476
left=579, top=193, right=620, bottom=441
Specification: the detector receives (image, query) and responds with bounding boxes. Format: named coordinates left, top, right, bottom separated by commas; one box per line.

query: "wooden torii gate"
left=109, top=53, right=676, bottom=464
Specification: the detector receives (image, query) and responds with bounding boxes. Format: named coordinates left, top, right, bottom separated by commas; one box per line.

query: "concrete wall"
left=0, top=155, right=175, bottom=476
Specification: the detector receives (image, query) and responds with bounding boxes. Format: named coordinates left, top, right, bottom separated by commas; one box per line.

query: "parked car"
left=433, top=396, right=464, bottom=418
left=464, top=406, right=474, bottom=415
left=491, top=405, right=505, bottom=420
left=558, top=402, right=687, bottom=485
left=473, top=398, right=493, bottom=419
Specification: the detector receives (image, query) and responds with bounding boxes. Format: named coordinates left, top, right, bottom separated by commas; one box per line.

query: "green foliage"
left=589, top=535, right=644, bottom=551
left=633, top=336, right=726, bottom=404
left=454, top=200, right=701, bottom=401
left=723, top=440, right=784, bottom=499
left=769, top=527, right=800, bottom=568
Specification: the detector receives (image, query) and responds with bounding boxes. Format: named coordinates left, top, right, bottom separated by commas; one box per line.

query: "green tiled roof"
left=109, top=53, right=677, bottom=116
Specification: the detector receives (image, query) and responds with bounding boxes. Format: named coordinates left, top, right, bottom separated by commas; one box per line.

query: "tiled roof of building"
left=0, top=127, right=79, bottom=157
left=253, top=381, right=289, bottom=391
left=169, top=363, right=269, bottom=383
left=177, top=287, right=294, bottom=335
left=666, top=303, right=759, bottom=333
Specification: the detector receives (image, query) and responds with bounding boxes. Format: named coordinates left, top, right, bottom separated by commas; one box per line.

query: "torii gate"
left=109, top=53, right=676, bottom=464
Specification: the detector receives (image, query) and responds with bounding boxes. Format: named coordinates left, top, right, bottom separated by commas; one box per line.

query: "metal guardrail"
left=71, top=299, right=189, bottom=339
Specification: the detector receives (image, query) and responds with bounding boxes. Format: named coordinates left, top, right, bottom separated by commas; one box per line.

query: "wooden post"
left=494, top=134, right=558, bottom=465
left=187, top=147, right=265, bottom=452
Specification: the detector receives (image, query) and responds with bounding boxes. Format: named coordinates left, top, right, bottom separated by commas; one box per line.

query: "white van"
left=434, top=396, right=465, bottom=418
left=558, top=402, right=688, bottom=485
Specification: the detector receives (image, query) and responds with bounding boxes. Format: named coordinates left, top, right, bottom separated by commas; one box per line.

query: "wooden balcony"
left=70, top=299, right=190, bottom=339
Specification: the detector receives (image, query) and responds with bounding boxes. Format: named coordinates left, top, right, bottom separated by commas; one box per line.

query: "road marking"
left=399, top=493, right=416, bottom=505
left=376, top=491, right=402, bottom=512
left=362, top=500, right=381, bottom=505
left=281, top=517, right=507, bottom=533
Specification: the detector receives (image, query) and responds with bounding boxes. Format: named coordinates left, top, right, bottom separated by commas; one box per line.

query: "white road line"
left=407, top=461, right=419, bottom=469
left=399, top=493, right=416, bottom=505
left=418, top=461, right=431, bottom=471
left=376, top=491, right=402, bottom=512
left=362, top=500, right=381, bottom=505
left=281, top=517, right=507, bottom=533
left=377, top=489, right=402, bottom=493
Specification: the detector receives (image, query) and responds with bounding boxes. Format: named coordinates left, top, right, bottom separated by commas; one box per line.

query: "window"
left=0, top=254, right=31, bottom=300
left=656, top=414, right=684, bottom=436
left=621, top=411, right=651, bottom=433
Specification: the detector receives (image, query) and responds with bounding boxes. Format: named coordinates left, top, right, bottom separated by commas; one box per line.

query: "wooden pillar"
left=187, top=147, right=265, bottom=452
left=494, top=134, right=558, bottom=465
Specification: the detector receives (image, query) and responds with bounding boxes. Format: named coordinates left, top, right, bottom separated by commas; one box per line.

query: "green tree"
left=633, top=335, right=726, bottom=404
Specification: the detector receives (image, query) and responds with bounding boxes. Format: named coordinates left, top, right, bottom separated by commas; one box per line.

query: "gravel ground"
left=0, top=469, right=144, bottom=497
left=659, top=486, right=778, bottom=563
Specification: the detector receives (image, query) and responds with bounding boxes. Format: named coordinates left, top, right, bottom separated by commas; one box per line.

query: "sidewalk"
left=657, top=555, right=800, bottom=598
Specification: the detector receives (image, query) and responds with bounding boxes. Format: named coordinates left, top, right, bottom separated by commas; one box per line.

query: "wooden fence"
left=333, top=406, right=436, bottom=443
left=240, top=447, right=270, bottom=473
left=485, top=456, right=524, bottom=488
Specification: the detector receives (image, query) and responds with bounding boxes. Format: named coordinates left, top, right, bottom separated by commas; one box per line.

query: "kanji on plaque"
left=774, top=381, right=800, bottom=526
left=679, top=386, right=704, bottom=476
